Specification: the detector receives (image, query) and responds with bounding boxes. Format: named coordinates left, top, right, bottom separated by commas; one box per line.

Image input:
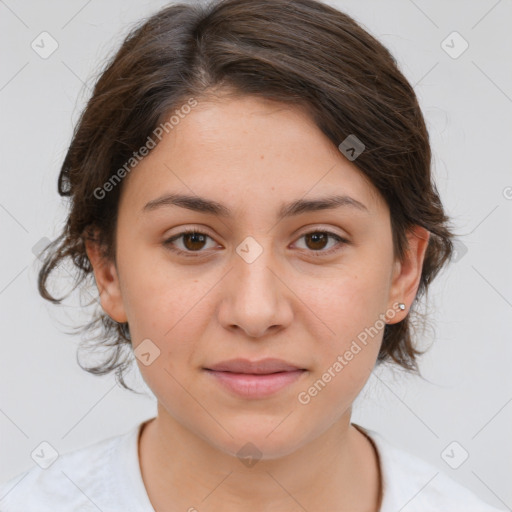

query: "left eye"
left=294, top=231, right=347, bottom=255
left=163, top=229, right=347, bottom=257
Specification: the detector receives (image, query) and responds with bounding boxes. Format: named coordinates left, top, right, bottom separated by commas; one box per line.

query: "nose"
left=217, top=237, right=293, bottom=339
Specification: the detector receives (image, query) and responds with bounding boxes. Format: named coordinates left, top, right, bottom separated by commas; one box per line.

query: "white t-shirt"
left=0, top=419, right=506, bottom=512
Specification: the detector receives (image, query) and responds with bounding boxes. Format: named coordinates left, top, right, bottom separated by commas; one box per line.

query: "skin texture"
left=85, top=93, right=429, bottom=511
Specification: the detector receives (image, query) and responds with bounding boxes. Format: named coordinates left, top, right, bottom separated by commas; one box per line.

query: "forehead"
left=119, top=94, right=384, bottom=217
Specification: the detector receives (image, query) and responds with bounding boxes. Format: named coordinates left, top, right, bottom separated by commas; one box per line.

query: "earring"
left=398, top=302, right=406, bottom=310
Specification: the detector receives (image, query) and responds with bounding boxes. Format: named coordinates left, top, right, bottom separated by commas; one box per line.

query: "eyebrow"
left=142, top=193, right=369, bottom=220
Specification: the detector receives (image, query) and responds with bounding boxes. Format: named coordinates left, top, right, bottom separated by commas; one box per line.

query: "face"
left=87, top=93, right=428, bottom=459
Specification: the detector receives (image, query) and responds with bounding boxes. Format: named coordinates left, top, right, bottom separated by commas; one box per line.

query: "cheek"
left=121, top=265, right=218, bottom=395
left=297, top=282, right=384, bottom=416
left=314, top=267, right=390, bottom=338
left=117, top=241, right=204, bottom=336
left=303, top=264, right=390, bottom=389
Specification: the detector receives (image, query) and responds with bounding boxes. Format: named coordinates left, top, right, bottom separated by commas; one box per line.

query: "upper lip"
left=205, top=358, right=304, bottom=374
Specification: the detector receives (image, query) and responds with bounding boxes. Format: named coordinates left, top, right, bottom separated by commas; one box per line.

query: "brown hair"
left=38, top=0, right=454, bottom=392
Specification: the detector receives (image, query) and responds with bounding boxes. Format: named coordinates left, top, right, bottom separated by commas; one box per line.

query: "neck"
left=138, top=406, right=381, bottom=512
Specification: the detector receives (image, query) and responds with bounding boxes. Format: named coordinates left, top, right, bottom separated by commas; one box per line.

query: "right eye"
left=163, top=229, right=219, bottom=256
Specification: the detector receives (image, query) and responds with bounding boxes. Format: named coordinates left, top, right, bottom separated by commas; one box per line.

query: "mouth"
left=203, top=358, right=307, bottom=399
left=205, top=357, right=305, bottom=374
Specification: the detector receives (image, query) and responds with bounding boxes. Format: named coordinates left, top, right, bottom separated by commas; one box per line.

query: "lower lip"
left=204, top=369, right=306, bottom=399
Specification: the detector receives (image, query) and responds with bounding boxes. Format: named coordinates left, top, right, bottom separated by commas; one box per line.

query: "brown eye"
left=182, top=232, right=208, bottom=251
left=164, top=229, right=217, bottom=256
left=304, top=232, right=329, bottom=250
left=295, top=231, right=348, bottom=256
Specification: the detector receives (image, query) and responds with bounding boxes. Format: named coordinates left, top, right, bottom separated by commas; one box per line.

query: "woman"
left=0, top=0, right=505, bottom=510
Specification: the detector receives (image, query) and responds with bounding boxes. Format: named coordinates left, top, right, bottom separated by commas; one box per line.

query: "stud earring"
left=398, top=302, right=406, bottom=310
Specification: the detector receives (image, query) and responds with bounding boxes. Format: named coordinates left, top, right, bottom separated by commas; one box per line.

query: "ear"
left=386, top=226, right=430, bottom=324
left=84, top=232, right=128, bottom=324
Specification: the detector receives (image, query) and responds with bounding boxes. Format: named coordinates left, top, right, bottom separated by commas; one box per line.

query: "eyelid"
left=294, top=224, right=349, bottom=241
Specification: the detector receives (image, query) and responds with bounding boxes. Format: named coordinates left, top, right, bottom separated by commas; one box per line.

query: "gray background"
left=0, top=0, right=511, bottom=509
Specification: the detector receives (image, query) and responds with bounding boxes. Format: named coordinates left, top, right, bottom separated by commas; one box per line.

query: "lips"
left=203, top=358, right=307, bottom=399
left=204, top=357, right=304, bottom=374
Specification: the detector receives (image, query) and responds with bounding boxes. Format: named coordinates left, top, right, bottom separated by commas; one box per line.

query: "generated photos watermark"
left=297, top=302, right=403, bottom=405
left=93, top=97, right=198, bottom=200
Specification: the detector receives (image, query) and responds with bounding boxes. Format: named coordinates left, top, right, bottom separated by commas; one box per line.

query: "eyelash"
left=163, top=228, right=348, bottom=258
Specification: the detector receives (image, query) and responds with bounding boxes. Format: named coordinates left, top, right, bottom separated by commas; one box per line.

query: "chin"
left=202, top=420, right=309, bottom=463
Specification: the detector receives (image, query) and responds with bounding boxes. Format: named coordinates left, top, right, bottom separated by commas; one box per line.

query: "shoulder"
left=355, top=424, right=507, bottom=512
left=0, top=424, right=141, bottom=512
